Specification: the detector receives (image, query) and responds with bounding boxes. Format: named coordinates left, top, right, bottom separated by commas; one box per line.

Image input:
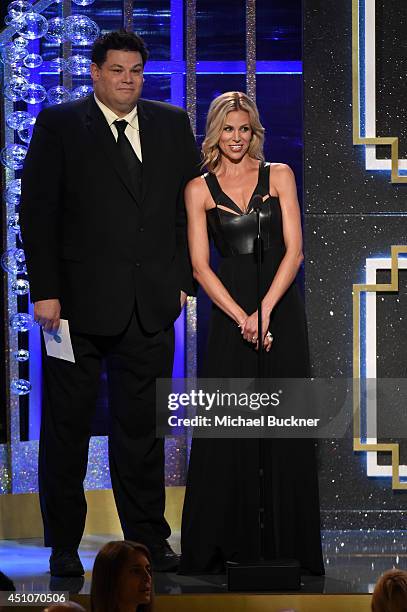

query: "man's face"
left=90, top=49, right=144, bottom=116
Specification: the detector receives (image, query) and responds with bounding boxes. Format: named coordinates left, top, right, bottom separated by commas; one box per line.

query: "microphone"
left=251, top=194, right=263, bottom=212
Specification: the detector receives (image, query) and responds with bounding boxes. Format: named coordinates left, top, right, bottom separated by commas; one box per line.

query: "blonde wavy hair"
left=202, top=91, right=265, bottom=173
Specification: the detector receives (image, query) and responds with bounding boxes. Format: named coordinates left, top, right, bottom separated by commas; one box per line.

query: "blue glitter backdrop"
left=0, top=0, right=302, bottom=494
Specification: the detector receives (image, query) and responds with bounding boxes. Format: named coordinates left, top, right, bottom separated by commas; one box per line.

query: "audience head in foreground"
left=44, top=603, right=86, bottom=611
left=0, top=570, right=15, bottom=591
left=91, top=541, right=153, bottom=612
left=372, top=569, right=407, bottom=612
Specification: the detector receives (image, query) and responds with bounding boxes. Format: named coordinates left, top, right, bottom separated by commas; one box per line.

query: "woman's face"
left=218, top=109, right=252, bottom=162
left=117, top=550, right=152, bottom=609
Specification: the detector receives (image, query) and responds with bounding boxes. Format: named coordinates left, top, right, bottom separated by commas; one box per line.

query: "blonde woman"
left=179, top=92, right=324, bottom=575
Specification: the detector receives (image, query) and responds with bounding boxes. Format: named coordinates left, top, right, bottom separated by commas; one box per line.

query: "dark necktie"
left=114, top=119, right=142, bottom=197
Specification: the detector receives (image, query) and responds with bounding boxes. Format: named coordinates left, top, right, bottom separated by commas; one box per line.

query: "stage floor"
left=1, top=530, right=406, bottom=595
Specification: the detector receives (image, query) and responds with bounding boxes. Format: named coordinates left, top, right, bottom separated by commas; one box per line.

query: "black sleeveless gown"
left=179, top=162, right=324, bottom=575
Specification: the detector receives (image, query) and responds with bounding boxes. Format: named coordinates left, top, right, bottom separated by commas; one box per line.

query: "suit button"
left=139, top=227, right=144, bottom=232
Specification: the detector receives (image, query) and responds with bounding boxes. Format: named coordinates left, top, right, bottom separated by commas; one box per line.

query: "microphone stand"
left=227, top=196, right=301, bottom=591
left=253, top=197, right=264, bottom=379
left=227, top=195, right=300, bottom=591
left=252, top=195, right=265, bottom=561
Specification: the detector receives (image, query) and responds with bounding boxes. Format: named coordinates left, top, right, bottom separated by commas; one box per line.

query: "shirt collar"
left=94, top=95, right=138, bottom=129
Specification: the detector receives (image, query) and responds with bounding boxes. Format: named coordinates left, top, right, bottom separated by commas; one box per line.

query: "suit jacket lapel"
left=84, top=96, right=141, bottom=207
left=137, top=99, right=156, bottom=205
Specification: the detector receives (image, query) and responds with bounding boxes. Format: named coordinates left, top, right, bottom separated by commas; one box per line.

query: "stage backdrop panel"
left=304, top=0, right=407, bottom=528
left=304, top=0, right=407, bottom=214
left=0, top=0, right=303, bottom=494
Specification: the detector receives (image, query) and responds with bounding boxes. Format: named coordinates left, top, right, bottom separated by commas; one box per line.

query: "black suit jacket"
left=20, top=95, right=201, bottom=335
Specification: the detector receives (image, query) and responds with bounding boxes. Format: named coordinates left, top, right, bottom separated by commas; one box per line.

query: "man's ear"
left=90, top=62, right=100, bottom=81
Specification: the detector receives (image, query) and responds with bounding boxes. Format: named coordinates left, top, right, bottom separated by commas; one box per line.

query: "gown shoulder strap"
left=204, top=172, right=223, bottom=205
left=257, top=162, right=271, bottom=195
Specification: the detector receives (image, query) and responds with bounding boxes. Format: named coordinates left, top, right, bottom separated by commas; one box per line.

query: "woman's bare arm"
left=262, top=163, right=304, bottom=313
left=185, top=177, right=247, bottom=327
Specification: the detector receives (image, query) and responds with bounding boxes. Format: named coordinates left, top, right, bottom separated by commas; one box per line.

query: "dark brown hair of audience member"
left=90, top=541, right=153, bottom=612
left=44, top=603, right=86, bottom=611
left=372, top=569, right=407, bottom=612
left=0, top=570, right=15, bottom=591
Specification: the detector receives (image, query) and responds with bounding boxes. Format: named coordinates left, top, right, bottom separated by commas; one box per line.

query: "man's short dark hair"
left=91, top=30, right=149, bottom=67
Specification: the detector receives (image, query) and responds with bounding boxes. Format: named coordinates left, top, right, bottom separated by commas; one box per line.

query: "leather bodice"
left=205, top=162, right=283, bottom=257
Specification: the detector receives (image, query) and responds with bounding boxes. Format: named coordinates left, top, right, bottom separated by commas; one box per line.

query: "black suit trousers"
left=39, top=311, right=174, bottom=549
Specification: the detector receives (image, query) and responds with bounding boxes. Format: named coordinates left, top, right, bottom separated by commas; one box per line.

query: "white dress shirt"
left=94, top=94, right=142, bottom=162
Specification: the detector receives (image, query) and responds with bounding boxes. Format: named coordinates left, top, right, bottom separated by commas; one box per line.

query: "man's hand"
left=34, top=299, right=61, bottom=333
left=180, top=290, right=187, bottom=309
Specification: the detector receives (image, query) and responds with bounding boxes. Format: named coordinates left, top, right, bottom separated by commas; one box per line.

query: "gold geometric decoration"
left=352, top=0, right=407, bottom=183
left=353, top=245, right=407, bottom=489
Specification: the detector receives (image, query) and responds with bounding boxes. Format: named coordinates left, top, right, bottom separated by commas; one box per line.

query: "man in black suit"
left=20, top=31, right=200, bottom=576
